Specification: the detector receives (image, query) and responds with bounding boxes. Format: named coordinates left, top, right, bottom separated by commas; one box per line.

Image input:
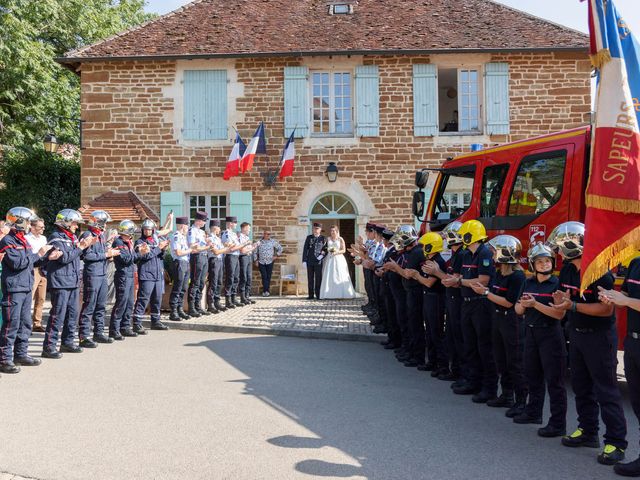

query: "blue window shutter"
left=284, top=66, right=309, bottom=138
left=229, top=191, right=253, bottom=236
left=355, top=65, right=379, bottom=137
left=413, top=64, right=438, bottom=137
left=183, top=70, right=228, bottom=140
left=484, top=63, right=510, bottom=135
left=160, top=191, right=184, bottom=228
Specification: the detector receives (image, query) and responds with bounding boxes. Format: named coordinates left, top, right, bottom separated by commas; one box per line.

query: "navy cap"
left=225, top=216, right=238, bottom=223
left=313, top=222, right=322, bottom=228
left=195, top=211, right=208, bottom=221
left=176, top=216, right=189, bottom=226
left=209, top=219, right=220, bottom=227
left=365, top=222, right=375, bottom=232
left=374, top=224, right=386, bottom=234
left=382, top=229, right=394, bottom=240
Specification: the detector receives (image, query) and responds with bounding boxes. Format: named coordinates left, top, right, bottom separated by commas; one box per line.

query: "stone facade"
left=79, top=51, right=591, bottom=292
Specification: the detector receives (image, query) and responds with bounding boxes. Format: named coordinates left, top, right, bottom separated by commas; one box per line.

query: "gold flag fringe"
left=590, top=48, right=612, bottom=69
left=580, top=227, right=640, bottom=294
left=586, top=194, right=640, bottom=215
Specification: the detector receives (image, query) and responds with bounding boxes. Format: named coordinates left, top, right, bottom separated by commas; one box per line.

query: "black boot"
left=232, top=295, right=243, bottom=307
left=239, top=295, right=249, bottom=306
left=215, top=299, right=227, bottom=312
left=188, top=303, right=201, bottom=318
left=226, top=296, right=236, bottom=309
left=195, top=300, right=207, bottom=315
left=178, top=307, right=190, bottom=320
left=207, top=304, right=219, bottom=314
left=169, top=308, right=181, bottom=321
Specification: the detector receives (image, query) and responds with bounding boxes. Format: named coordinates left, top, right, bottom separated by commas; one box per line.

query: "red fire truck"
left=412, top=125, right=633, bottom=348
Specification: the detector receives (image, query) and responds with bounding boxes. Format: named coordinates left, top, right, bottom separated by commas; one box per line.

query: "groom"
left=302, top=222, right=326, bottom=300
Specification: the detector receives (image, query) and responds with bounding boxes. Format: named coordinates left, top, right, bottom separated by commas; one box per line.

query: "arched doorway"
left=309, top=193, right=358, bottom=284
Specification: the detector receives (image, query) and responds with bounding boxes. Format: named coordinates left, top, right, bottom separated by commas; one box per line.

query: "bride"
left=319, top=225, right=358, bottom=300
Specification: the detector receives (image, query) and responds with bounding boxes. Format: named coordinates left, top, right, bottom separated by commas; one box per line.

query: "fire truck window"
left=508, top=151, right=567, bottom=217
left=434, top=169, right=475, bottom=220
left=480, top=164, right=510, bottom=218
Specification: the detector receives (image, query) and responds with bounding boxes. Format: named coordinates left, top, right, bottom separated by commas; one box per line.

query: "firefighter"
left=549, top=221, right=627, bottom=465
left=454, top=220, right=498, bottom=404
left=471, top=235, right=527, bottom=416
left=378, top=229, right=401, bottom=349
left=0, top=207, right=59, bottom=373
left=384, top=234, right=409, bottom=355
left=513, top=243, right=567, bottom=437
left=78, top=210, right=120, bottom=347
left=599, top=255, right=640, bottom=476
left=110, top=220, right=149, bottom=340
left=382, top=226, right=425, bottom=368
left=424, top=221, right=465, bottom=383
left=132, top=218, right=171, bottom=332
left=411, top=232, right=449, bottom=377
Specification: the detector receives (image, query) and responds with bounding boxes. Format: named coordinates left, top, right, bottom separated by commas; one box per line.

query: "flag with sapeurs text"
left=240, top=122, right=267, bottom=173
left=223, top=133, right=246, bottom=180
left=279, top=131, right=296, bottom=179
left=581, top=0, right=640, bottom=291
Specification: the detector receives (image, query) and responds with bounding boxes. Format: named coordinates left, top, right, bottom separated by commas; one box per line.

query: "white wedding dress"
left=319, top=237, right=358, bottom=299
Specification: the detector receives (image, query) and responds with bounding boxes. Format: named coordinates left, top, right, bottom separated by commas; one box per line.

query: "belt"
left=629, top=332, right=640, bottom=340
left=574, top=327, right=596, bottom=334
left=463, top=296, right=484, bottom=302
left=527, top=322, right=554, bottom=328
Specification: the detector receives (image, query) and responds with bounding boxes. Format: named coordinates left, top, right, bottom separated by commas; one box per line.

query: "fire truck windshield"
left=430, top=166, right=475, bottom=230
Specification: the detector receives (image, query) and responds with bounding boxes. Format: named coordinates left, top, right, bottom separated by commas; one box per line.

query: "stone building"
left=59, top=0, right=590, bottom=293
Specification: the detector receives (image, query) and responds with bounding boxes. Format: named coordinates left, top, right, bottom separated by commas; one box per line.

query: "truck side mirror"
left=412, top=191, right=426, bottom=218
left=415, top=170, right=430, bottom=189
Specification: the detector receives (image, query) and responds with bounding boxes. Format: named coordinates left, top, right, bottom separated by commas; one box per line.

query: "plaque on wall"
left=298, top=216, right=310, bottom=226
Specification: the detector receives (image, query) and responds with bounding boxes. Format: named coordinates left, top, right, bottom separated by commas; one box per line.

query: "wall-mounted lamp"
left=325, top=162, right=339, bottom=183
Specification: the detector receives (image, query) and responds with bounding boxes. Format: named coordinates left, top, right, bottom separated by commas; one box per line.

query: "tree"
left=0, top=0, right=155, bottom=149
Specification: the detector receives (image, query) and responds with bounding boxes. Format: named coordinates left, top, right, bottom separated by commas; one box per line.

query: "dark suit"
left=302, top=234, right=326, bottom=299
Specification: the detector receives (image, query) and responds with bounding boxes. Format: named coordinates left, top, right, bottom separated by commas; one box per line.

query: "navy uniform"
left=456, top=242, right=498, bottom=400
left=302, top=223, right=326, bottom=300
left=109, top=220, right=140, bottom=339
left=206, top=219, right=226, bottom=314
left=489, top=268, right=527, bottom=410
left=132, top=222, right=169, bottom=331
left=187, top=211, right=209, bottom=316
left=238, top=225, right=256, bottom=305
left=515, top=273, right=567, bottom=433
left=0, top=207, right=45, bottom=372
left=614, top=258, right=640, bottom=476
left=380, top=230, right=401, bottom=348
left=389, top=248, right=409, bottom=355
left=559, top=262, right=627, bottom=456
left=222, top=216, right=242, bottom=308
left=445, top=244, right=465, bottom=383
left=400, top=243, right=426, bottom=367
left=78, top=223, right=112, bottom=346
left=421, top=252, right=448, bottom=375
left=43, top=211, right=86, bottom=356
left=371, top=226, right=388, bottom=332
left=361, top=223, right=377, bottom=312
left=169, top=217, right=191, bottom=320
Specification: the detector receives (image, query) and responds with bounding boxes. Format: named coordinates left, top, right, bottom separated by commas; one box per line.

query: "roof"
left=78, top=191, right=159, bottom=224
left=60, top=0, right=588, bottom=64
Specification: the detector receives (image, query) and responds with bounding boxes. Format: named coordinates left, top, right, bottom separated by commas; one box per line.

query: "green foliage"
left=0, top=145, right=80, bottom=227
left=0, top=0, right=155, bottom=148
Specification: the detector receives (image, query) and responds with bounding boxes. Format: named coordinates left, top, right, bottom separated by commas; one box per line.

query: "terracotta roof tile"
left=78, top=192, right=159, bottom=224
left=62, top=0, right=588, bottom=62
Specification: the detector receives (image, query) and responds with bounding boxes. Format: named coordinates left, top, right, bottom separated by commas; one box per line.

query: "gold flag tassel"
left=580, top=227, right=640, bottom=294
left=586, top=194, right=640, bottom=215
left=590, top=48, right=612, bottom=69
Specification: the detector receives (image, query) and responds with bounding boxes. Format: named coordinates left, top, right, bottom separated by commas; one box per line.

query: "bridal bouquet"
left=328, top=246, right=337, bottom=255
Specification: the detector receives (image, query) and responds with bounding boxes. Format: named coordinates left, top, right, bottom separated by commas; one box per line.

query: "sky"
left=144, top=0, right=640, bottom=35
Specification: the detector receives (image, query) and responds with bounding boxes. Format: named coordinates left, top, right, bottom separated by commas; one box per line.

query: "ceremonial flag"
left=223, top=133, right=246, bottom=180
left=240, top=122, right=267, bottom=173
left=581, top=0, right=640, bottom=291
left=278, top=131, right=296, bottom=179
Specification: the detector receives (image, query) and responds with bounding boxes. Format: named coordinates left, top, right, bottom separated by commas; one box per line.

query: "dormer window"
left=328, top=3, right=353, bottom=15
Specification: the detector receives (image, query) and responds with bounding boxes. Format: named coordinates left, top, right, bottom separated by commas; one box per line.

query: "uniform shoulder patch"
left=482, top=259, right=491, bottom=267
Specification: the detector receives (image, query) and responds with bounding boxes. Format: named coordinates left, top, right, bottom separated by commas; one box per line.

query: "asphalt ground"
left=0, top=330, right=637, bottom=480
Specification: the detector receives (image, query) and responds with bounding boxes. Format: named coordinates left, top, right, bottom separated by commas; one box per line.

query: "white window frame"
left=437, top=65, right=484, bottom=136
left=187, top=194, right=228, bottom=227
left=309, top=70, right=354, bottom=137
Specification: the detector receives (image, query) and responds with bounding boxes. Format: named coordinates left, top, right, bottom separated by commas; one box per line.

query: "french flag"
left=279, top=131, right=296, bottom=179
left=223, top=133, right=246, bottom=180
left=240, top=122, right=267, bottom=173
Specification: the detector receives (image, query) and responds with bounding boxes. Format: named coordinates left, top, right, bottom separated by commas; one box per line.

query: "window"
left=438, top=67, right=481, bottom=134
left=183, top=70, right=228, bottom=141
left=330, top=4, right=352, bottom=14
left=311, top=72, right=353, bottom=136
left=310, top=193, right=356, bottom=216
left=507, top=151, right=567, bottom=217
left=189, top=194, right=228, bottom=227
left=432, top=167, right=475, bottom=224
left=480, top=164, right=510, bottom=217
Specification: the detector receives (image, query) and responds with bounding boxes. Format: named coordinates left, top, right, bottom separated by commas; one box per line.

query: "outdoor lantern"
left=325, top=162, right=339, bottom=183
left=43, top=133, right=60, bottom=153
